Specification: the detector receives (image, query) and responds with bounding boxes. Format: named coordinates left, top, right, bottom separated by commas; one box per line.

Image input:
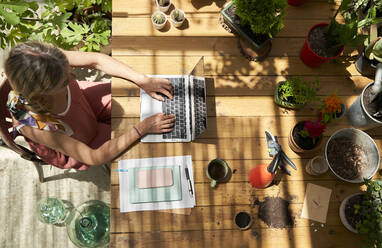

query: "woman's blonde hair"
left=4, top=42, right=70, bottom=113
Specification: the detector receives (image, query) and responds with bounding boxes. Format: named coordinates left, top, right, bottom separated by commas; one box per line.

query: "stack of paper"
left=118, top=155, right=196, bottom=212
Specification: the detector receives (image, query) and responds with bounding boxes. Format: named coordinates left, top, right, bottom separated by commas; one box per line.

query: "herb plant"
left=355, top=179, right=382, bottom=248
left=278, top=77, right=319, bottom=105
left=233, top=0, right=287, bottom=38
left=0, top=0, right=111, bottom=52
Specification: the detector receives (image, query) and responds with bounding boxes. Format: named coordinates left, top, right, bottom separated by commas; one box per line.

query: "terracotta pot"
left=288, top=121, right=323, bottom=154
left=300, top=23, right=344, bottom=67
left=287, top=0, right=305, bottom=6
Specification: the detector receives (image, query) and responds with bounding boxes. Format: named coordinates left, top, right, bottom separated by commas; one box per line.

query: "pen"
left=114, top=169, right=129, bottom=172
left=185, top=167, right=194, bottom=197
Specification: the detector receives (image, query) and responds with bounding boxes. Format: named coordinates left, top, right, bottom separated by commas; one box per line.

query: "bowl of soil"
left=339, top=193, right=364, bottom=233
left=325, top=128, right=380, bottom=183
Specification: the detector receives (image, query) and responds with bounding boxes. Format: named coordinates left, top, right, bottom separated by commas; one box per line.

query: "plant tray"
left=221, top=1, right=270, bottom=50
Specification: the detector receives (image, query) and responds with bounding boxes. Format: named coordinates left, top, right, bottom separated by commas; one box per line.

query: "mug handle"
left=210, top=180, right=217, bottom=188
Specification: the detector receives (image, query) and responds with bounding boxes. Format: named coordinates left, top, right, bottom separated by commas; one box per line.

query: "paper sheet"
left=118, top=155, right=196, bottom=212
left=301, top=183, right=332, bottom=223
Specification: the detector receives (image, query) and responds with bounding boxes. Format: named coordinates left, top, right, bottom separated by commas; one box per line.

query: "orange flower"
left=322, top=93, right=342, bottom=114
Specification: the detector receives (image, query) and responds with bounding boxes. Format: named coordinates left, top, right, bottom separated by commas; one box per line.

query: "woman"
left=4, top=42, right=175, bottom=170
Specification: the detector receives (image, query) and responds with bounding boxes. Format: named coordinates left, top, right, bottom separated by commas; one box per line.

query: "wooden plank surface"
left=111, top=0, right=377, bottom=247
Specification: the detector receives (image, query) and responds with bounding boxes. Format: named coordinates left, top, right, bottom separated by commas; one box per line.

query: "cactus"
left=158, top=0, right=169, bottom=6
left=172, top=9, right=184, bottom=22
left=152, top=12, right=165, bottom=24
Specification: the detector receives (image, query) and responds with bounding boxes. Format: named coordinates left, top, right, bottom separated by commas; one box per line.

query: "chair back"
left=0, top=77, right=42, bottom=161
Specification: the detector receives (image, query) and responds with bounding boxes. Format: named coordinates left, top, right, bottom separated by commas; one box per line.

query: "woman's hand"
left=139, top=76, right=173, bottom=101
left=137, top=113, right=175, bottom=135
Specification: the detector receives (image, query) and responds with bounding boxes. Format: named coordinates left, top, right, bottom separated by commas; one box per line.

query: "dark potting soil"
left=308, top=26, right=342, bottom=58
left=257, top=197, right=294, bottom=229
left=292, top=122, right=315, bottom=150
left=363, top=85, right=382, bottom=121
left=344, top=194, right=364, bottom=230
left=208, top=162, right=226, bottom=180
left=235, top=212, right=251, bottom=228
left=327, top=138, right=368, bottom=180
left=225, top=5, right=269, bottom=45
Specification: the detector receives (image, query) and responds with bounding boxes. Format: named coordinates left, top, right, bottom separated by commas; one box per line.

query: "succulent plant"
left=172, top=9, right=184, bottom=22
left=158, top=0, right=169, bottom=6
left=152, top=12, right=166, bottom=24
left=365, top=38, right=382, bottom=62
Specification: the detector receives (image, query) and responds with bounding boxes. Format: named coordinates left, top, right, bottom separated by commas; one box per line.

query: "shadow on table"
left=190, top=0, right=226, bottom=9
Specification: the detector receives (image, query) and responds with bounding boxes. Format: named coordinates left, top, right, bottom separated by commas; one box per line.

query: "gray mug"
left=206, top=158, right=231, bottom=188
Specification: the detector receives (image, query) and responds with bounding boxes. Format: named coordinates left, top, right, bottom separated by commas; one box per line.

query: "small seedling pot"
left=156, top=0, right=171, bottom=13
left=234, top=211, right=253, bottom=230
left=170, top=9, right=186, bottom=28
left=151, top=11, right=167, bottom=30
left=274, top=81, right=306, bottom=109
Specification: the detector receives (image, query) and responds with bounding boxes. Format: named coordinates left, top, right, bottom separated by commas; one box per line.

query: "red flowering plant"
left=319, top=93, right=343, bottom=124
left=299, top=118, right=326, bottom=144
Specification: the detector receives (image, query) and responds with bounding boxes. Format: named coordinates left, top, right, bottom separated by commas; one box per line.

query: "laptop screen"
left=189, top=57, right=204, bottom=77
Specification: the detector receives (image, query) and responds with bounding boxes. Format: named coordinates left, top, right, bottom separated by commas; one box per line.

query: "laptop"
left=140, top=57, right=207, bottom=142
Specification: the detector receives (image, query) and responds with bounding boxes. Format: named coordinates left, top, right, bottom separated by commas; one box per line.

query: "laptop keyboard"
left=193, top=78, right=207, bottom=138
left=162, top=78, right=187, bottom=139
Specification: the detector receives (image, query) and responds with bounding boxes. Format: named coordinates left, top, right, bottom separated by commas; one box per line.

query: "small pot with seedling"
left=170, top=9, right=186, bottom=28
left=156, top=0, right=171, bottom=13
left=274, top=77, right=319, bottom=109
left=340, top=179, right=382, bottom=247
left=288, top=119, right=325, bottom=154
left=151, top=11, right=167, bottom=30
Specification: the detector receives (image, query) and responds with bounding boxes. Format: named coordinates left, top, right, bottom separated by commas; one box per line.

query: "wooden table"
left=110, top=1, right=382, bottom=247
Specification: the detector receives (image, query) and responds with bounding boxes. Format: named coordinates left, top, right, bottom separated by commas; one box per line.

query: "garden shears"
left=265, top=131, right=297, bottom=175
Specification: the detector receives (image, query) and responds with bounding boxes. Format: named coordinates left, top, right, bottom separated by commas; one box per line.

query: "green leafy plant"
left=365, top=23, right=382, bottom=62
left=325, top=0, right=382, bottom=50
left=172, top=9, right=184, bottom=22
left=0, top=0, right=111, bottom=52
left=152, top=12, right=166, bottom=24
left=355, top=179, right=382, bottom=248
left=233, top=0, right=287, bottom=38
left=278, top=77, right=319, bottom=105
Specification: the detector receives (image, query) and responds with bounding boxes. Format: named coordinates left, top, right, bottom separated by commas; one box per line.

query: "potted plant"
left=156, top=0, right=171, bottom=13
left=299, top=0, right=379, bottom=67
left=220, top=0, right=287, bottom=55
left=288, top=119, right=325, bottom=153
left=170, top=9, right=186, bottom=28
left=274, top=77, right=319, bottom=109
left=151, top=11, right=167, bottom=30
left=355, top=23, right=382, bottom=76
left=340, top=179, right=382, bottom=247
left=319, top=93, right=346, bottom=123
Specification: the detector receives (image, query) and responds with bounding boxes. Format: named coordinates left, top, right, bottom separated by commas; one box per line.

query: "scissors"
left=265, top=131, right=297, bottom=175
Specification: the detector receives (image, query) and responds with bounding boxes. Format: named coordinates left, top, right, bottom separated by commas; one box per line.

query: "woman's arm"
left=62, top=50, right=173, bottom=100
left=18, top=113, right=175, bottom=166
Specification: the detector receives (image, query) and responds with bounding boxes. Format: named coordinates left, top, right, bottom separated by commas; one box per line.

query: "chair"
left=0, top=77, right=45, bottom=182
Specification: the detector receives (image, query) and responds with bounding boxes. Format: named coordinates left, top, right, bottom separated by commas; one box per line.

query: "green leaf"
left=52, top=12, right=72, bottom=29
